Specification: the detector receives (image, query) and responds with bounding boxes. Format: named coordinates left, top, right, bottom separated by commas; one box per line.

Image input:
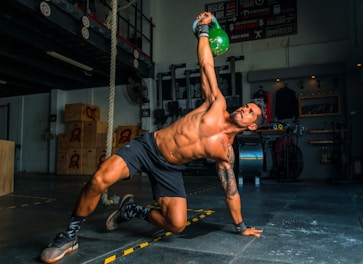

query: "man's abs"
left=154, top=127, right=204, bottom=165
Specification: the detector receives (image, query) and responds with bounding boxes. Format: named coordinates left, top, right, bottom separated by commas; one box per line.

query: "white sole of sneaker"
left=41, top=243, right=78, bottom=264
left=105, top=194, right=134, bottom=231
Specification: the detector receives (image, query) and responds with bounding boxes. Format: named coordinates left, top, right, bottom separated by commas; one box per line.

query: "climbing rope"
left=105, top=0, right=137, bottom=29
left=102, top=0, right=137, bottom=205
left=106, top=0, right=117, bottom=158
left=101, top=0, right=118, bottom=205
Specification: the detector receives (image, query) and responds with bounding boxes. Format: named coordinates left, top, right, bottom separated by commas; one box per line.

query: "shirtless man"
left=40, top=11, right=264, bottom=264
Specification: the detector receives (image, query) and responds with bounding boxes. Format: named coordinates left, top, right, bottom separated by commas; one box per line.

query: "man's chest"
left=203, top=134, right=234, bottom=161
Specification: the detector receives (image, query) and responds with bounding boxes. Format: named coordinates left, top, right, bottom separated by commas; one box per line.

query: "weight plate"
left=40, top=1, right=51, bottom=17
left=133, top=58, right=139, bottom=69
left=133, top=49, right=139, bottom=59
left=82, top=16, right=90, bottom=28
left=81, top=27, right=89, bottom=39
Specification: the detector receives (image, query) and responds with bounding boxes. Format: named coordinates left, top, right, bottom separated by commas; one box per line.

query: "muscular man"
left=40, top=11, right=264, bottom=264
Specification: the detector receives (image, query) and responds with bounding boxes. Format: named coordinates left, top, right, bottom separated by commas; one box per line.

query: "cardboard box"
left=64, top=103, right=100, bottom=122
left=116, top=125, right=138, bottom=147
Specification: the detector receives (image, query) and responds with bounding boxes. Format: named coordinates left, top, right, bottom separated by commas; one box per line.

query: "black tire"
left=286, top=143, right=304, bottom=179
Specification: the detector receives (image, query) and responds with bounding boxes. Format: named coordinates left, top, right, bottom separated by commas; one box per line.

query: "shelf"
left=256, top=129, right=286, bottom=134
left=298, top=93, right=341, bottom=117
left=309, top=129, right=334, bottom=134
left=309, top=129, right=348, bottom=134
left=309, top=140, right=335, bottom=145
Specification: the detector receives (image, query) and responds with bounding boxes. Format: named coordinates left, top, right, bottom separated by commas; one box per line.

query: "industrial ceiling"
left=0, top=0, right=154, bottom=98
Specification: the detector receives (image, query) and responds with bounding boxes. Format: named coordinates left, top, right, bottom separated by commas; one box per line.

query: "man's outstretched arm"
left=196, top=12, right=224, bottom=104
left=216, top=146, right=263, bottom=238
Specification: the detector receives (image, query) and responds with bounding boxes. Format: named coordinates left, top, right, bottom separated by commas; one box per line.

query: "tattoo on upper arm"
left=227, top=144, right=235, bottom=166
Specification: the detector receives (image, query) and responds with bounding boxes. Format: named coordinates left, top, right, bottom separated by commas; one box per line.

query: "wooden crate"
left=95, top=121, right=108, bottom=133
left=64, top=103, right=100, bottom=122
left=82, top=148, right=97, bottom=175
left=138, top=129, right=149, bottom=136
left=0, top=140, right=14, bottom=196
left=116, top=125, right=138, bottom=147
left=96, top=132, right=117, bottom=148
left=82, top=121, right=98, bottom=147
left=56, top=151, right=68, bottom=175
left=96, top=147, right=107, bottom=168
left=66, top=121, right=107, bottom=148
left=66, top=122, right=84, bottom=148
left=57, top=133, right=69, bottom=150
left=67, top=148, right=83, bottom=175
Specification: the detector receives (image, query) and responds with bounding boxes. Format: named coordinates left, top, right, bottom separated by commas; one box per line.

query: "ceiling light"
left=311, top=75, right=316, bottom=79
left=0, top=80, right=7, bottom=85
left=357, top=63, right=362, bottom=67
left=46, top=51, right=93, bottom=71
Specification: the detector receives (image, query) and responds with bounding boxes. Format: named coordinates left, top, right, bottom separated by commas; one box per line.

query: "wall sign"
left=205, top=0, right=297, bottom=43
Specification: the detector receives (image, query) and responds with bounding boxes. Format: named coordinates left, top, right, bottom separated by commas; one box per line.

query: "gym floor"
left=0, top=172, right=362, bottom=264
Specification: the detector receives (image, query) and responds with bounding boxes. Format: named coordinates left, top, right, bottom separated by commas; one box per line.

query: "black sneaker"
left=40, top=232, right=78, bottom=263
left=105, top=194, right=135, bottom=230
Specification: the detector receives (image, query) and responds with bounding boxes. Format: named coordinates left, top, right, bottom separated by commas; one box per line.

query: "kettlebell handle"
left=192, top=14, right=219, bottom=34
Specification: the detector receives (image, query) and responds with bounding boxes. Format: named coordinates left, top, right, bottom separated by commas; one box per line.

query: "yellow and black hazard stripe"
left=102, top=209, right=215, bottom=264
left=0, top=194, right=56, bottom=210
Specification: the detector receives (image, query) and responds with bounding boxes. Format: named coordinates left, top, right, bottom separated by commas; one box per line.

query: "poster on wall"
left=205, top=0, right=297, bottom=43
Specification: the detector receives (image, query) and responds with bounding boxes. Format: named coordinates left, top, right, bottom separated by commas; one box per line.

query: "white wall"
left=151, top=0, right=354, bottom=101
left=0, top=94, right=50, bottom=173
left=0, top=85, right=146, bottom=173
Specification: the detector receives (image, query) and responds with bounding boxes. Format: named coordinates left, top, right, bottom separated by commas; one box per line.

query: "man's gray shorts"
left=115, top=132, right=186, bottom=199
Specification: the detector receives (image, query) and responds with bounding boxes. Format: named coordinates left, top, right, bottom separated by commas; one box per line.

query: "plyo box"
left=65, top=121, right=108, bottom=148
left=82, top=148, right=97, bottom=175
left=67, top=148, right=83, bottom=175
left=64, top=103, right=100, bottom=122
left=56, top=151, right=68, bottom=175
left=57, top=133, right=69, bottom=150
left=95, top=147, right=120, bottom=168
left=116, top=125, right=138, bottom=147
left=0, top=140, right=15, bottom=196
left=96, top=132, right=117, bottom=148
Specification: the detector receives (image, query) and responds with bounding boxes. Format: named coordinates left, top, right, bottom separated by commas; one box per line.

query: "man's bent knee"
left=153, top=197, right=187, bottom=233
left=167, top=219, right=186, bottom=234
left=85, top=172, right=108, bottom=195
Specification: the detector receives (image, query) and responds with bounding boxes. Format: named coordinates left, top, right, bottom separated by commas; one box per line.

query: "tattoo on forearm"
left=218, top=168, right=227, bottom=190
left=217, top=167, right=238, bottom=196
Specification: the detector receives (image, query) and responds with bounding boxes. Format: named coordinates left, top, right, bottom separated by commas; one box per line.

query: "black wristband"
left=196, top=24, right=209, bottom=38
left=234, top=222, right=247, bottom=233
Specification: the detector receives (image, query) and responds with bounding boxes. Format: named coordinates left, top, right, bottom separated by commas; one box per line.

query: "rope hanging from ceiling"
left=101, top=0, right=138, bottom=205
left=101, top=0, right=118, bottom=205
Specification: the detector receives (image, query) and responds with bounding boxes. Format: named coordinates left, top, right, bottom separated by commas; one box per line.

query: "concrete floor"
left=0, top=172, right=362, bottom=264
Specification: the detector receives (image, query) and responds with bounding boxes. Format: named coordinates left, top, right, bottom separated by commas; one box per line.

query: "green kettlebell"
left=192, top=14, right=230, bottom=56
left=209, top=15, right=229, bottom=56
